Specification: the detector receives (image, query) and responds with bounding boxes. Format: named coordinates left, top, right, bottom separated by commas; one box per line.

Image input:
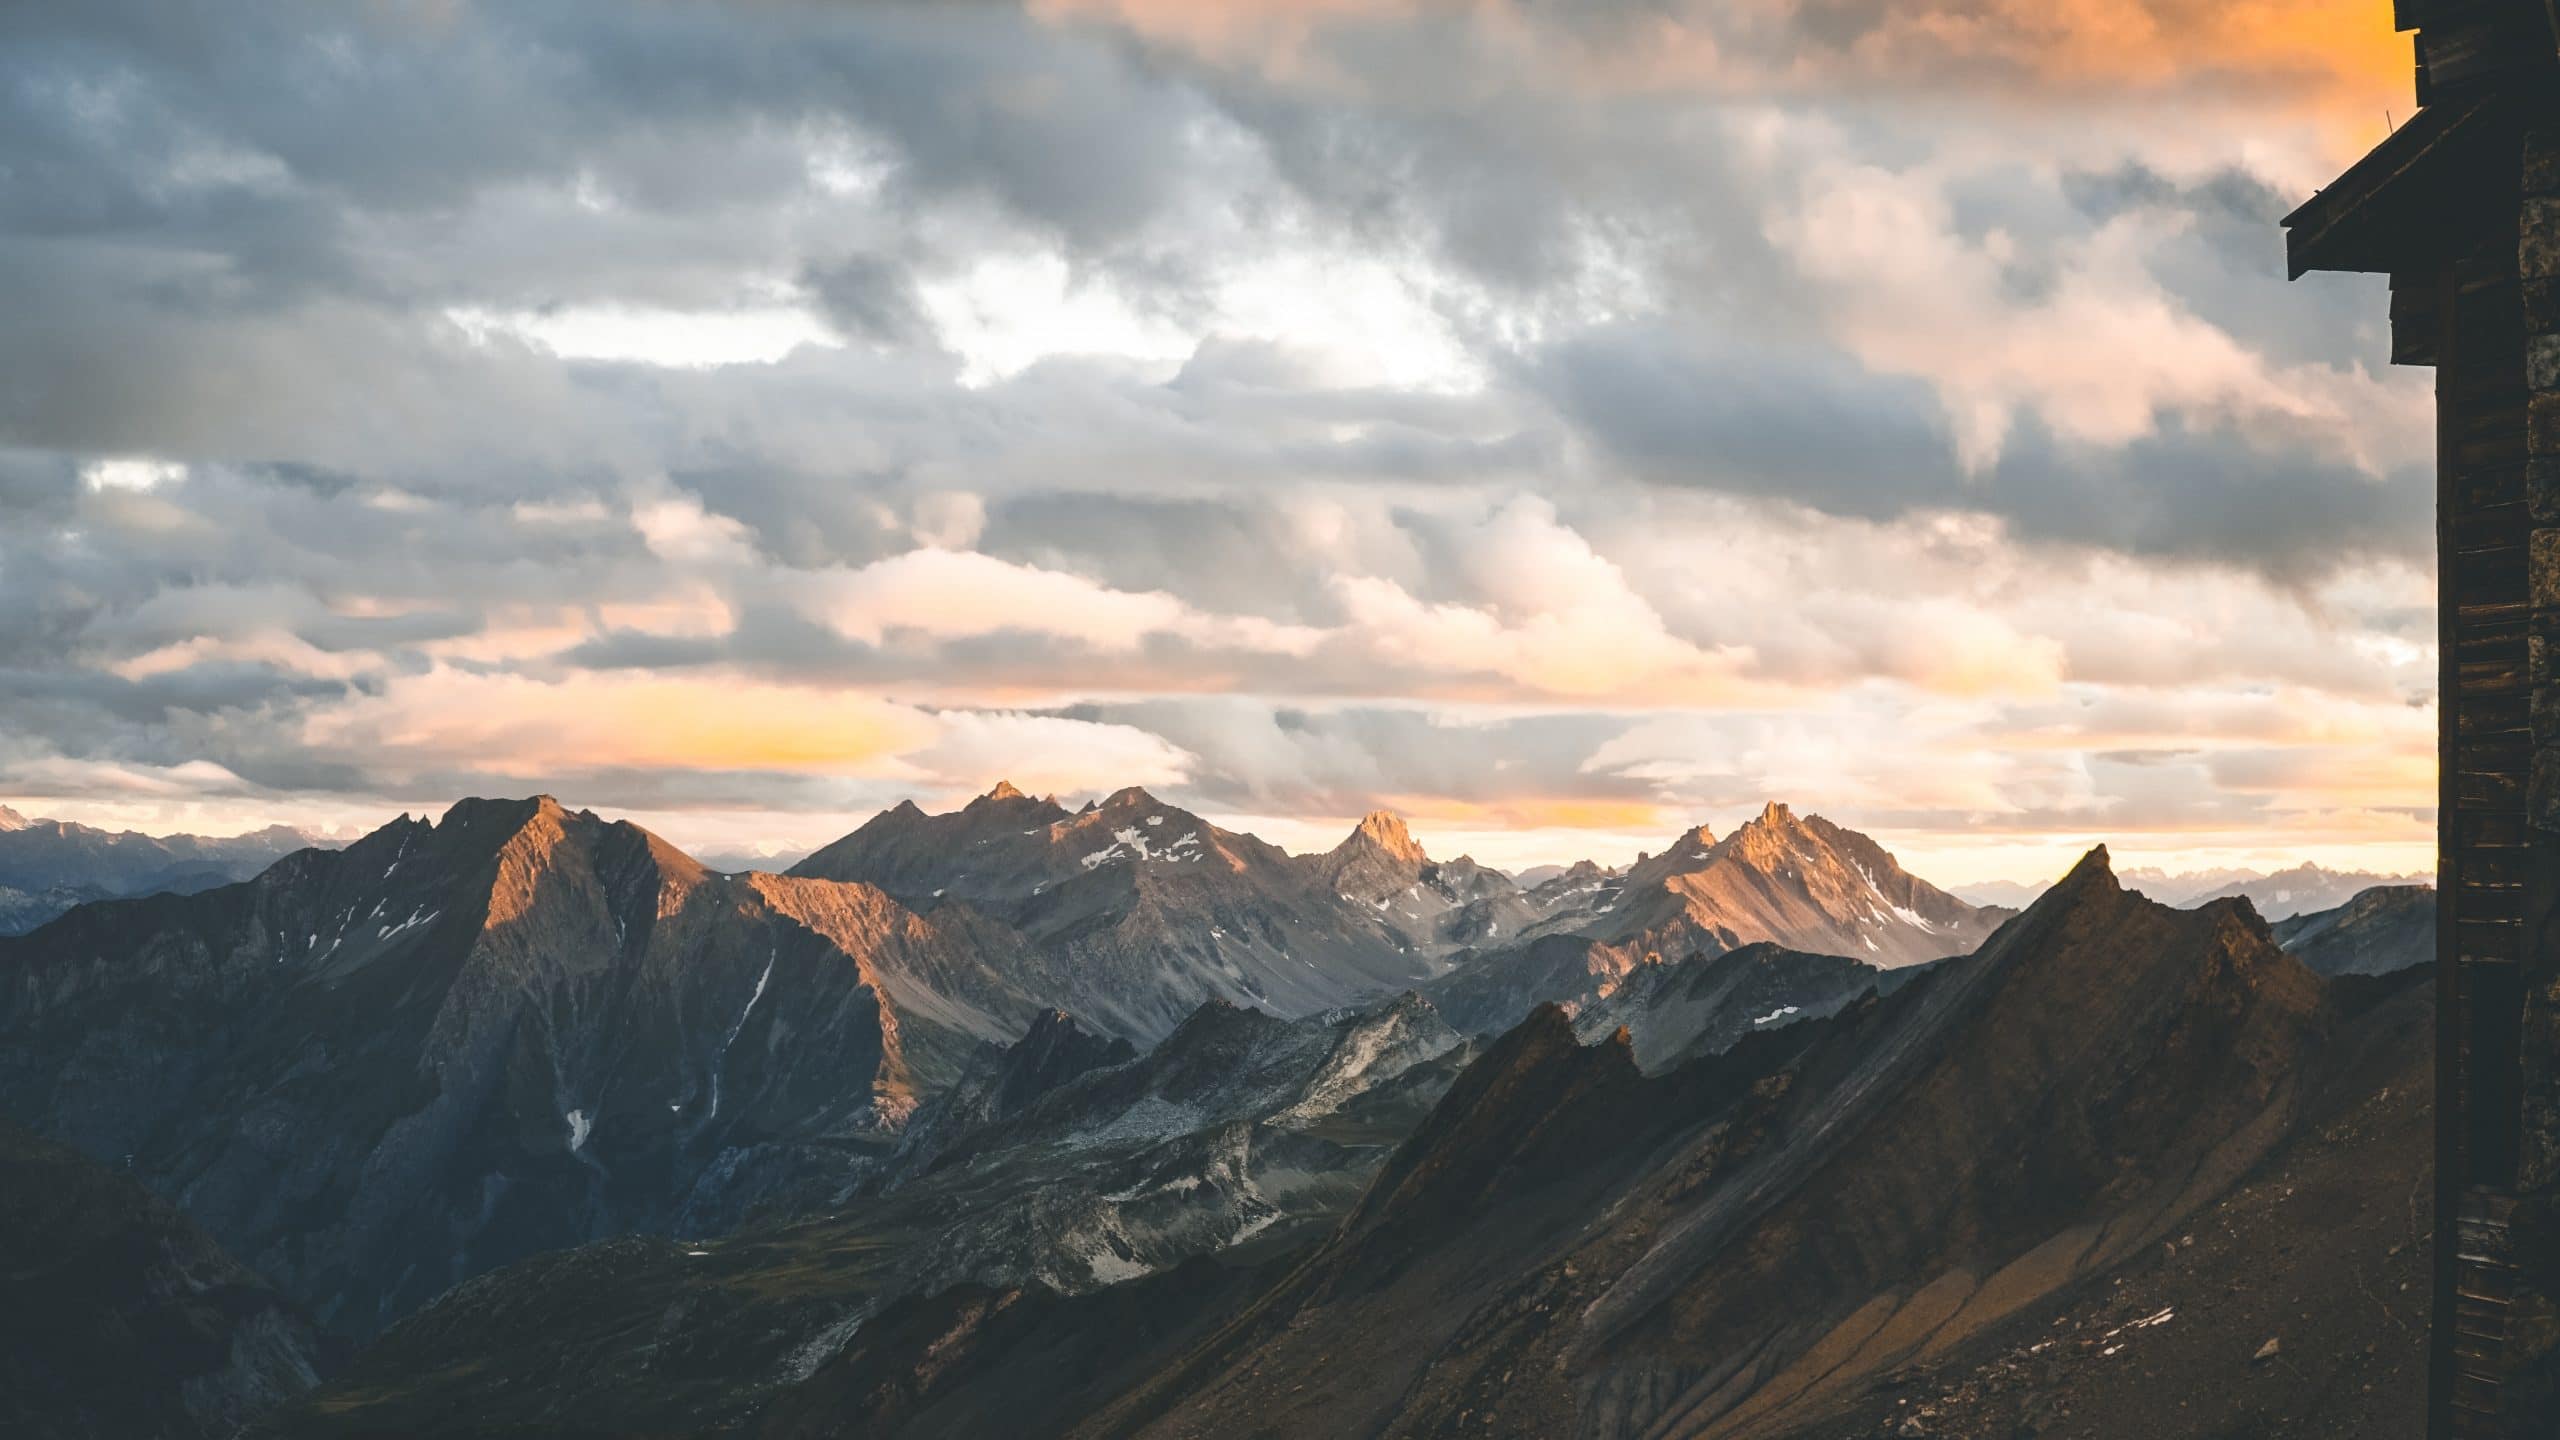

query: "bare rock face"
left=0, top=1113, right=328, bottom=1439
left=227, top=838, right=2421, bottom=1440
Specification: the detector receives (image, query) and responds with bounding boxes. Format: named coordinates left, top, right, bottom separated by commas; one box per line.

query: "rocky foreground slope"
left=0, top=1113, right=330, bottom=1439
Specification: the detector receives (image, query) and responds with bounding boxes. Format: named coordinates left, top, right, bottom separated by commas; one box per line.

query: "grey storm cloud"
left=1529, top=320, right=2430, bottom=576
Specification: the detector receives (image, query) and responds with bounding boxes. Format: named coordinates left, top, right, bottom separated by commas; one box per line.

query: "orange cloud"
left=1790, top=0, right=2403, bottom=93
left=1036, top=0, right=2409, bottom=112
left=304, top=670, right=940, bottom=777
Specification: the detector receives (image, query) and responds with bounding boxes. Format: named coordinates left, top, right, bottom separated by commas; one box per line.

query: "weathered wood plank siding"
left=2507, top=103, right=2560, bottom=1433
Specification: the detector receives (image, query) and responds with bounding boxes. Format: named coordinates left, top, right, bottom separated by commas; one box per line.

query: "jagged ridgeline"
left=0, top=789, right=2436, bottom=1437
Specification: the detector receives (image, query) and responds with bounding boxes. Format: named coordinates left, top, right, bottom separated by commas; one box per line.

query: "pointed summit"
left=1752, top=801, right=1795, bottom=829
left=0, top=803, right=27, bottom=831
left=2050, top=844, right=2119, bottom=898
left=972, top=779, right=1028, bottom=806
left=1342, top=810, right=1428, bottom=866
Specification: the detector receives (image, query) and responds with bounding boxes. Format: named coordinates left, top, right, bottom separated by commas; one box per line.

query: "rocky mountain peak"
left=1715, top=801, right=1829, bottom=866
left=433, top=793, right=566, bottom=839
left=2049, top=843, right=2120, bottom=900
left=980, top=779, right=1028, bottom=803
left=1343, top=810, right=1428, bottom=866
left=1582, top=806, right=1996, bottom=969
left=0, top=803, right=27, bottom=831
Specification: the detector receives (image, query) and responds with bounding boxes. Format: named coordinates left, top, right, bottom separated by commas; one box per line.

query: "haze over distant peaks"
left=0, top=805, right=333, bottom=935
left=1965, top=860, right=2434, bottom=920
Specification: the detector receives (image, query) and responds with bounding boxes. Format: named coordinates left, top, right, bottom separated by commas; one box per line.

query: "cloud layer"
left=0, top=0, right=2434, bottom=881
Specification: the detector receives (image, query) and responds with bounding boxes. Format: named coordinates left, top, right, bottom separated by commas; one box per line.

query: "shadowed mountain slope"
left=0, top=797, right=1059, bottom=1340
left=235, top=843, right=2423, bottom=1440
left=0, top=1112, right=329, bottom=1439
left=1571, top=941, right=1920, bottom=1072
left=2272, top=883, right=2435, bottom=977
left=247, top=990, right=1477, bottom=1437
left=1079, top=846, right=2342, bottom=1439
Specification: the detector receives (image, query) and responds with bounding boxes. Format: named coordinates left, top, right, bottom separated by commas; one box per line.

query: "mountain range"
left=0, top=804, right=330, bottom=936
left=0, top=786, right=2442, bottom=1437
left=240, top=845, right=2434, bottom=1438
left=0, top=788, right=1998, bottom=1343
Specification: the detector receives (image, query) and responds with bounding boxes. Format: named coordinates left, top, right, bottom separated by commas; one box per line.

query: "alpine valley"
left=0, top=788, right=2436, bottom=1439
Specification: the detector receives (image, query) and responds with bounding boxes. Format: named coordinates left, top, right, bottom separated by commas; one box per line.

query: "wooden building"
left=2284, top=4, right=2560, bottom=1433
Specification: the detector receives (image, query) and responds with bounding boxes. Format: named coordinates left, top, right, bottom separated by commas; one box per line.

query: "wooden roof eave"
left=2284, top=91, right=2512, bottom=278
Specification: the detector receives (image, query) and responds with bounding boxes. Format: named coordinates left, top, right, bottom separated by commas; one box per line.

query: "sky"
left=0, top=0, right=2441, bottom=884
